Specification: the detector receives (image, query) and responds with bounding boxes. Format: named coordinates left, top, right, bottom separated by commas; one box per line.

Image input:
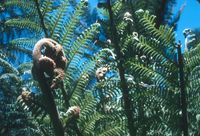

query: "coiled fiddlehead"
left=32, top=38, right=67, bottom=89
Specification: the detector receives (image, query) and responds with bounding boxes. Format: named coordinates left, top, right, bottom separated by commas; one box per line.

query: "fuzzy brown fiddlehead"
left=32, top=38, right=67, bottom=89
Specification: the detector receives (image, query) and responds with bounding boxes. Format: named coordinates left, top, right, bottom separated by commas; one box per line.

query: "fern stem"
left=61, top=82, right=70, bottom=108
left=36, top=71, right=64, bottom=136
left=106, top=0, right=136, bottom=135
left=61, top=83, right=83, bottom=136
left=34, top=0, right=48, bottom=37
left=177, top=42, right=188, bottom=136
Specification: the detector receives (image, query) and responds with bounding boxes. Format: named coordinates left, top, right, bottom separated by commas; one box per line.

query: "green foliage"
left=100, top=1, right=200, bottom=134
left=0, top=58, right=40, bottom=135
left=184, top=42, right=200, bottom=135
left=0, top=58, right=19, bottom=74
left=122, top=9, right=182, bottom=135
left=2, top=0, right=200, bottom=135
left=98, top=0, right=192, bottom=134
left=3, top=0, right=125, bottom=135
left=48, top=0, right=70, bottom=37
left=9, top=38, right=37, bottom=55
left=4, top=0, right=36, bottom=11
left=17, top=89, right=48, bottom=120
left=5, top=18, right=42, bottom=32
left=66, top=23, right=100, bottom=61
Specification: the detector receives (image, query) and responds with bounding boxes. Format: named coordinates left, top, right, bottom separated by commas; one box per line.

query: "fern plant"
left=4, top=0, right=125, bottom=135
left=0, top=55, right=41, bottom=135
left=95, top=2, right=200, bottom=134
left=97, top=0, right=199, bottom=135
left=118, top=8, right=182, bottom=135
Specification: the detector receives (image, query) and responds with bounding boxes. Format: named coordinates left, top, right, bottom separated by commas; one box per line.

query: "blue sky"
left=174, top=0, right=200, bottom=44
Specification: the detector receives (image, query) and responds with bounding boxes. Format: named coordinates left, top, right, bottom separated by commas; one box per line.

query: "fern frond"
left=188, top=78, right=200, bottom=91
left=0, top=73, right=20, bottom=81
left=133, top=35, right=173, bottom=63
left=112, top=1, right=123, bottom=16
left=81, top=112, right=104, bottom=136
left=64, top=93, right=101, bottom=135
left=96, top=77, right=121, bottom=99
left=98, top=124, right=125, bottom=136
left=136, top=10, right=175, bottom=48
left=185, top=43, right=200, bottom=58
left=0, top=58, right=19, bottom=74
left=47, top=0, right=70, bottom=37
left=126, top=58, right=173, bottom=89
left=17, top=62, right=32, bottom=75
left=70, top=74, right=89, bottom=105
left=0, top=73, right=21, bottom=86
left=41, top=0, right=53, bottom=17
left=0, top=101, right=40, bottom=136
left=188, top=66, right=200, bottom=81
left=66, top=46, right=114, bottom=85
left=185, top=55, right=200, bottom=72
left=0, top=50, right=8, bottom=59
left=10, top=38, right=37, bottom=50
left=56, top=0, right=87, bottom=43
left=17, top=90, right=48, bottom=120
left=185, top=43, right=200, bottom=71
left=78, top=94, right=97, bottom=117
left=5, top=19, right=42, bottom=32
left=66, top=23, right=100, bottom=61
left=4, top=0, right=36, bottom=14
left=130, top=35, right=177, bottom=75
left=0, top=73, right=21, bottom=96
left=66, top=54, right=86, bottom=82
left=8, top=38, right=38, bottom=55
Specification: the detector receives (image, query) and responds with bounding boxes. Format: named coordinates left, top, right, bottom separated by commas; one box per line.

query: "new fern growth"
left=4, top=0, right=125, bottom=135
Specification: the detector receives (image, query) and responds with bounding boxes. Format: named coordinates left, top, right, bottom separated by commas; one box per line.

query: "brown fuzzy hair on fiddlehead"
left=32, top=38, right=67, bottom=89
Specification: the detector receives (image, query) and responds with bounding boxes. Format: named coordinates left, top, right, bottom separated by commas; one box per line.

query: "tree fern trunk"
left=177, top=43, right=188, bottom=136
left=106, top=0, right=136, bottom=135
